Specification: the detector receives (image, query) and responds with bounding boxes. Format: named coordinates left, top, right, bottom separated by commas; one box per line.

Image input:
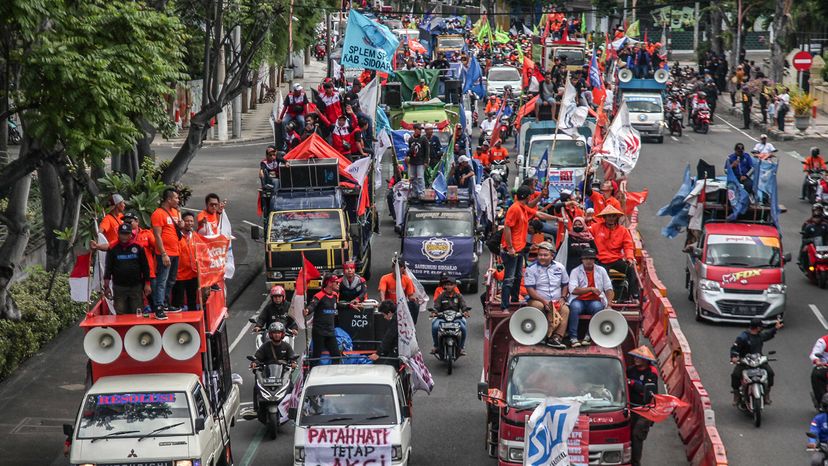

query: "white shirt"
left=603, top=89, right=614, bottom=110
left=811, top=336, right=828, bottom=364
left=528, top=76, right=540, bottom=93
left=479, top=118, right=496, bottom=133
left=567, top=264, right=613, bottom=306
left=752, top=142, right=776, bottom=154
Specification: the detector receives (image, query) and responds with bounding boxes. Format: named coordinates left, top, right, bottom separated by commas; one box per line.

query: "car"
left=486, top=66, right=522, bottom=96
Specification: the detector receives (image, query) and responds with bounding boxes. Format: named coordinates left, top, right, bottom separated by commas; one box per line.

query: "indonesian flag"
left=288, top=254, right=322, bottom=330
left=69, top=253, right=92, bottom=302
left=624, top=188, right=649, bottom=217
left=632, top=394, right=689, bottom=422
left=408, top=38, right=427, bottom=54
left=357, top=177, right=371, bottom=216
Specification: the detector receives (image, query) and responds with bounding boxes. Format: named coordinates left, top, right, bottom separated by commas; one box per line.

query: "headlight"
left=698, top=279, right=721, bottom=292
left=767, top=284, right=786, bottom=294
left=295, top=446, right=305, bottom=463
left=271, top=271, right=283, bottom=279
left=508, top=447, right=524, bottom=462
left=602, top=450, right=623, bottom=463
left=392, top=445, right=403, bottom=461
left=174, top=461, right=198, bottom=466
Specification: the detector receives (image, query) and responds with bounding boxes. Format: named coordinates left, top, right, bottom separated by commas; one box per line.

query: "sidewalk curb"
left=726, top=106, right=795, bottom=141
left=153, top=135, right=273, bottom=149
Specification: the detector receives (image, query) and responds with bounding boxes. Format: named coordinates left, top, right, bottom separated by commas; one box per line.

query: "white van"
left=622, top=91, right=665, bottom=143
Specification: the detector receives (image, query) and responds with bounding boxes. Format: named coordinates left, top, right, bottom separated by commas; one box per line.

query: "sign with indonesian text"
left=192, top=234, right=230, bottom=287
left=567, top=415, right=591, bottom=466
left=305, top=427, right=392, bottom=466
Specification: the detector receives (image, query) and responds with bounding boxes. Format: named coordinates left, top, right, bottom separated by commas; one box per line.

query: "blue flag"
left=753, top=158, right=780, bottom=226
left=391, top=130, right=412, bottom=163
left=535, top=148, right=549, bottom=187
left=375, top=106, right=391, bottom=134
left=462, top=55, right=486, bottom=99
left=471, top=158, right=484, bottom=185
left=726, top=164, right=750, bottom=221
left=342, top=10, right=399, bottom=73
left=432, top=172, right=448, bottom=201
left=588, top=44, right=603, bottom=89
left=657, top=164, right=692, bottom=217
left=459, top=101, right=467, bottom=136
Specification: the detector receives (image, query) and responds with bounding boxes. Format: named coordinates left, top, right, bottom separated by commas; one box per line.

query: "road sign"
left=793, top=51, right=813, bottom=72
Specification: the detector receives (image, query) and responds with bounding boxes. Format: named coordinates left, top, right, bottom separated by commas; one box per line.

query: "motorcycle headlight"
left=270, top=271, right=283, bottom=279
left=766, top=284, right=786, bottom=294
left=698, top=279, right=721, bottom=292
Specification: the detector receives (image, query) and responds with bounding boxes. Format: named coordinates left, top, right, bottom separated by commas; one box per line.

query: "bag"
left=162, top=208, right=183, bottom=240
left=486, top=229, right=503, bottom=255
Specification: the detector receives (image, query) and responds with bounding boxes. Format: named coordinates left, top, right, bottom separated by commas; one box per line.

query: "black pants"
left=813, top=366, right=828, bottom=404
left=172, top=279, right=199, bottom=310
left=408, top=300, right=420, bottom=325
left=742, top=102, right=751, bottom=128
left=598, top=259, right=639, bottom=297
left=630, top=413, right=652, bottom=466
left=731, top=362, right=774, bottom=390
left=311, top=332, right=341, bottom=365
left=778, top=109, right=787, bottom=132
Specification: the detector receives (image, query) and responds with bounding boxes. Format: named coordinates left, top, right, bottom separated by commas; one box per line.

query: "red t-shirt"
left=578, top=270, right=599, bottom=301
left=379, top=273, right=415, bottom=302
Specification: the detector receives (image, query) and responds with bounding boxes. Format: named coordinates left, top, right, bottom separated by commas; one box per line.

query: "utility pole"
left=326, top=12, right=332, bottom=79
left=216, top=23, right=228, bottom=141
left=693, top=2, right=700, bottom=51
left=232, top=25, right=242, bottom=139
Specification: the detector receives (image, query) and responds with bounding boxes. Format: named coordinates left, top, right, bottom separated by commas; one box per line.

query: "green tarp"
left=390, top=69, right=441, bottom=103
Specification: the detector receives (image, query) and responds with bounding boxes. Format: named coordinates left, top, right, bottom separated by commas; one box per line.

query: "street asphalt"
left=3, top=108, right=822, bottom=464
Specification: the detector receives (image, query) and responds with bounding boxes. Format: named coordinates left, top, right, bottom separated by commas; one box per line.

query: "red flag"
left=489, top=100, right=506, bottom=146
left=514, top=95, right=538, bottom=130
left=295, top=252, right=322, bottom=296
left=632, top=394, right=690, bottom=423
left=257, top=193, right=263, bottom=217
left=643, top=30, right=648, bottom=44
left=624, top=189, right=649, bottom=216
left=357, top=178, right=370, bottom=216
left=69, top=253, right=92, bottom=302
left=192, top=234, right=231, bottom=287
left=408, top=38, right=427, bottom=54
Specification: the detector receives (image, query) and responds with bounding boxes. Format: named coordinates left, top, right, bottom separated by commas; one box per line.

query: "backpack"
left=486, top=229, right=503, bottom=255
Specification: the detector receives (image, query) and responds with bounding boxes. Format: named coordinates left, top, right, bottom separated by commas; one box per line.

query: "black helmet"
left=814, top=204, right=823, bottom=215
left=813, top=147, right=821, bottom=157
left=821, top=393, right=828, bottom=413
left=268, top=322, right=286, bottom=336
left=748, top=318, right=763, bottom=329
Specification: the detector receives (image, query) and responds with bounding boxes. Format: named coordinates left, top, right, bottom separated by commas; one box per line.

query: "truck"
left=616, top=74, right=666, bottom=143
left=291, top=364, right=412, bottom=466
left=434, top=34, right=465, bottom=59
left=514, top=119, right=593, bottom=191
left=685, top=182, right=789, bottom=324
left=541, top=38, right=586, bottom=72
left=263, top=155, right=375, bottom=291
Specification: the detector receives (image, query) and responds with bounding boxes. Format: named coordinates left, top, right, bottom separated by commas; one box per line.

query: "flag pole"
left=302, top=252, right=310, bottom=354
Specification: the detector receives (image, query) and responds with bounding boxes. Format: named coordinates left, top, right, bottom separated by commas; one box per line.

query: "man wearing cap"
left=479, top=112, right=497, bottom=145
left=501, top=185, right=558, bottom=310
left=305, top=274, right=350, bottom=365
left=730, top=318, right=783, bottom=404
left=566, top=248, right=614, bottom=347
left=100, top=194, right=126, bottom=243
left=318, top=82, right=342, bottom=127
left=448, top=155, right=475, bottom=191
left=431, top=276, right=470, bottom=355
left=413, top=79, right=430, bottom=101
left=339, top=261, right=368, bottom=305
left=751, top=134, right=777, bottom=159
left=331, top=106, right=359, bottom=156
left=473, top=141, right=491, bottom=168
left=627, top=346, right=659, bottom=466
left=525, top=241, right=570, bottom=349
left=277, top=83, right=310, bottom=139
left=104, top=223, right=152, bottom=316
left=590, top=204, right=639, bottom=298
left=260, top=145, right=287, bottom=188
left=406, top=124, right=430, bottom=198
left=424, top=124, right=442, bottom=168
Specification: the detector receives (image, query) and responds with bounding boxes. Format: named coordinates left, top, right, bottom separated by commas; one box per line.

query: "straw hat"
left=595, top=204, right=624, bottom=217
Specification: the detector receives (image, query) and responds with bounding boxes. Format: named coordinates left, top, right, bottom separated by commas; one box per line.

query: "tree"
left=769, top=0, right=793, bottom=83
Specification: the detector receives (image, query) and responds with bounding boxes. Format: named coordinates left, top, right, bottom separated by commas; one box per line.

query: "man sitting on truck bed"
left=590, top=205, right=639, bottom=299
left=525, top=242, right=570, bottom=350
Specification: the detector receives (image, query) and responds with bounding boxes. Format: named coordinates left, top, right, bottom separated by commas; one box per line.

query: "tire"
left=820, top=271, right=828, bottom=289
left=467, top=263, right=480, bottom=293
left=701, top=123, right=709, bottom=134
left=267, top=412, right=278, bottom=440
left=752, top=396, right=762, bottom=428
left=676, top=124, right=682, bottom=137
left=445, top=344, right=454, bottom=375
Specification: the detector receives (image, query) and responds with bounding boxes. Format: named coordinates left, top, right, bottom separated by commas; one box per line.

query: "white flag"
left=479, top=177, right=498, bottom=223
left=288, top=292, right=306, bottom=330
left=555, top=230, right=569, bottom=269
left=599, top=101, right=642, bottom=175
left=524, top=398, right=582, bottom=466
left=558, top=79, right=588, bottom=138
left=358, top=77, right=380, bottom=129
left=404, top=267, right=429, bottom=315
left=395, top=262, right=434, bottom=394
left=523, top=24, right=533, bottom=35
left=219, top=210, right=236, bottom=279
left=373, top=130, right=391, bottom=190
left=278, top=354, right=304, bottom=422
left=345, top=156, right=372, bottom=187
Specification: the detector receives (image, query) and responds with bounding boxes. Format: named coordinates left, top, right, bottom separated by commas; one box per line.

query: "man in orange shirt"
left=151, top=188, right=183, bottom=318
left=197, top=193, right=225, bottom=235
left=172, top=212, right=199, bottom=310
left=587, top=177, right=622, bottom=222
left=473, top=141, right=491, bottom=168
left=489, top=139, right=509, bottom=163
left=378, top=260, right=419, bottom=323
left=99, top=194, right=126, bottom=243
left=500, top=185, right=558, bottom=309
left=590, top=205, right=638, bottom=299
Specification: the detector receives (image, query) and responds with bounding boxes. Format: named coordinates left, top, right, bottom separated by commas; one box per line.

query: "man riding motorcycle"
left=811, top=334, right=828, bottom=407
left=730, top=318, right=782, bottom=405
left=254, top=286, right=298, bottom=335
left=253, top=322, right=297, bottom=367
left=800, top=205, right=828, bottom=272
left=803, top=147, right=827, bottom=200
left=430, top=276, right=470, bottom=356
left=808, top=394, right=828, bottom=466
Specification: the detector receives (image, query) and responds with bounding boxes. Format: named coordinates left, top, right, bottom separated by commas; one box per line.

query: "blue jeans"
left=567, top=299, right=605, bottom=339
left=408, top=164, right=426, bottom=197
left=282, top=113, right=304, bottom=137
left=153, top=255, right=179, bottom=310
left=431, top=317, right=467, bottom=349
left=500, top=251, right=525, bottom=310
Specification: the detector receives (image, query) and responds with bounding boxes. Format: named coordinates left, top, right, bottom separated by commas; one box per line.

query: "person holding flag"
left=304, top=274, right=350, bottom=366
left=627, top=345, right=659, bottom=466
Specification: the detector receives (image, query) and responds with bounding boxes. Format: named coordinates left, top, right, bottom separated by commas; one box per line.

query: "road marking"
left=715, top=115, right=757, bottom=142
left=788, top=150, right=805, bottom=162
left=671, top=136, right=679, bottom=142
left=242, top=220, right=262, bottom=229
left=810, top=304, right=828, bottom=330
left=228, top=298, right=268, bottom=353
left=238, top=426, right=266, bottom=466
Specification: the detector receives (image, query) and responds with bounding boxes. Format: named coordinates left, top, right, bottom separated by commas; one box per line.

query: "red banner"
left=632, top=394, right=690, bottom=423
left=192, top=234, right=230, bottom=288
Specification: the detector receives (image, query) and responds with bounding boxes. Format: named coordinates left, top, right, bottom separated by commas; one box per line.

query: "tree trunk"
left=710, top=9, right=723, bottom=55
left=38, top=160, right=63, bottom=270
left=770, top=0, right=792, bottom=83
left=160, top=110, right=214, bottom=184
left=242, top=85, right=249, bottom=113
left=136, top=117, right=157, bottom=171
left=0, top=172, right=32, bottom=320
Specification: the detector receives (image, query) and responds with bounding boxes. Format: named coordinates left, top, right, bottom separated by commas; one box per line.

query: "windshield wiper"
left=324, top=417, right=353, bottom=423
left=137, top=422, right=185, bottom=441
left=365, top=415, right=389, bottom=420
left=90, top=430, right=140, bottom=443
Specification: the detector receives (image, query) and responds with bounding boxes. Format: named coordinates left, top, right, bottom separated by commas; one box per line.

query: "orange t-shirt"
left=197, top=210, right=220, bottom=234
left=577, top=270, right=599, bottom=301
left=177, top=233, right=197, bottom=281
left=378, top=273, right=415, bottom=302
left=489, top=147, right=508, bottom=162
left=151, top=207, right=181, bottom=256
left=474, top=149, right=490, bottom=167
left=99, top=213, right=122, bottom=244
left=590, top=192, right=622, bottom=220
left=135, top=229, right=157, bottom=279
left=501, top=203, right=537, bottom=252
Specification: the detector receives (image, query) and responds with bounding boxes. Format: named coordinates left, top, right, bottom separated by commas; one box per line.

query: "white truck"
left=65, top=373, right=240, bottom=466
left=291, top=365, right=412, bottom=466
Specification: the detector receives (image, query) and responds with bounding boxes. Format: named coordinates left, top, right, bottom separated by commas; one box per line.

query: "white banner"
left=395, top=262, right=434, bottom=394
left=305, top=427, right=391, bottom=465
left=557, top=80, right=588, bottom=138
left=524, top=398, right=582, bottom=466
left=345, top=156, right=372, bottom=187
left=358, top=77, right=380, bottom=129
left=373, top=130, right=391, bottom=190
left=599, top=101, right=641, bottom=175
left=479, top=177, right=498, bottom=224
left=219, top=210, right=235, bottom=279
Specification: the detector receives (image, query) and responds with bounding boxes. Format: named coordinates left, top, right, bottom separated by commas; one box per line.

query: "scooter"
left=7, top=118, right=21, bottom=145
left=733, top=351, right=776, bottom=428
left=808, top=431, right=828, bottom=465
left=489, top=158, right=509, bottom=181
left=431, top=307, right=468, bottom=375
left=244, top=355, right=297, bottom=439
left=667, top=107, right=683, bottom=137
left=497, top=115, right=512, bottom=142
left=804, top=170, right=824, bottom=204
left=692, top=108, right=710, bottom=134
left=248, top=317, right=296, bottom=350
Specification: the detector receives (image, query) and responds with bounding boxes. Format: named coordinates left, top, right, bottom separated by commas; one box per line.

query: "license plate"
left=441, top=323, right=461, bottom=329
left=732, top=306, right=755, bottom=315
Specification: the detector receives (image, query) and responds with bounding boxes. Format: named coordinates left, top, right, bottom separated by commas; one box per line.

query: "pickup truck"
left=515, top=119, right=593, bottom=192
left=65, top=373, right=240, bottom=466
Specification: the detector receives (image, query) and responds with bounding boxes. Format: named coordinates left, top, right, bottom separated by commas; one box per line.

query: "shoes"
left=430, top=347, right=438, bottom=354
left=546, top=336, right=566, bottom=349
left=580, top=335, right=592, bottom=346
left=165, top=305, right=182, bottom=313
left=567, top=336, right=580, bottom=348
left=142, top=307, right=151, bottom=318
left=459, top=349, right=467, bottom=356
left=155, top=309, right=168, bottom=320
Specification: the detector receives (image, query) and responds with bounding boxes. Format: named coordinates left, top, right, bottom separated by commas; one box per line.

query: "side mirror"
left=288, top=407, right=297, bottom=420
left=194, top=417, right=206, bottom=433
left=692, top=247, right=703, bottom=259
left=232, top=373, right=243, bottom=386
left=783, top=253, right=792, bottom=263
left=477, top=382, right=488, bottom=400
left=63, top=423, right=74, bottom=437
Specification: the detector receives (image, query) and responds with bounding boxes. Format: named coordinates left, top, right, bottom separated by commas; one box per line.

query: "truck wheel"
left=467, top=265, right=479, bottom=294
left=267, top=412, right=278, bottom=440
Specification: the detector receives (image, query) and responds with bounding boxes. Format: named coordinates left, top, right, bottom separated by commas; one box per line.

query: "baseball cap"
left=118, top=223, right=132, bottom=235
left=760, top=133, right=768, bottom=139
left=122, top=212, right=138, bottom=222
left=516, top=185, right=533, bottom=200
left=581, top=248, right=597, bottom=259
left=537, top=241, right=555, bottom=252
left=457, top=155, right=471, bottom=164
left=293, top=83, right=303, bottom=91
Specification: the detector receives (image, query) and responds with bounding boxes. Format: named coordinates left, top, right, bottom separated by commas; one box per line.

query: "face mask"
left=573, top=226, right=584, bottom=233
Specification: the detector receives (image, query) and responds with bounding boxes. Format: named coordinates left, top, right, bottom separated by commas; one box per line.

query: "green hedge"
left=0, top=266, right=88, bottom=381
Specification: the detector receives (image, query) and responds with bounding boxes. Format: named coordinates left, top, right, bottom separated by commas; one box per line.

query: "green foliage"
left=0, top=266, right=87, bottom=381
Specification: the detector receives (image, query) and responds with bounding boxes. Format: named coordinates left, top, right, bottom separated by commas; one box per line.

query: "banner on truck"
left=305, top=427, right=392, bottom=465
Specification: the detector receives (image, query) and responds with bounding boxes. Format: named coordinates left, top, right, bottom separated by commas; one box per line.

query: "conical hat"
left=628, top=345, right=656, bottom=362
left=596, top=204, right=624, bottom=217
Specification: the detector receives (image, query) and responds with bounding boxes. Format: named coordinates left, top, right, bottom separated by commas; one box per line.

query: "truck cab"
left=617, top=78, right=666, bottom=143
left=292, top=364, right=412, bottom=466
left=434, top=34, right=465, bottom=59
left=66, top=373, right=239, bottom=466
left=542, top=38, right=586, bottom=72
left=515, top=119, right=592, bottom=191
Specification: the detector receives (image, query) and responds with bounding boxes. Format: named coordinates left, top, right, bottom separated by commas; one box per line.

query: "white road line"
left=788, top=150, right=805, bottom=162
left=671, top=136, right=678, bottom=142
left=810, top=304, right=828, bottom=330
left=715, top=115, right=758, bottom=142
left=242, top=219, right=262, bottom=229
left=228, top=297, right=268, bottom=353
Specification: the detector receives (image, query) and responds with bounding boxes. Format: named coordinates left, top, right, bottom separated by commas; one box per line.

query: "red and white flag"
left=69, top=253, right=92, bottom=302
left=632, top=394, right=689, bottom=422
left=395, top=262, right=434, bottom=394
left=288, top=254, right=322, bottom=330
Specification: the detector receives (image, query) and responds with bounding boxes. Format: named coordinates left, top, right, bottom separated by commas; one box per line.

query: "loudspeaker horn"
left=509, top=306, right=547, bottom=346
left=654, top=69, right=669, bottom=84
left=588, top=309, right=629, bottom=349
left=124, top=325, right=163, bottom=362
left=618, top=69, right=633, bottom=83
left=162, top=323, right=201, bottom=361
left=83, top=327, right=123, bottom=364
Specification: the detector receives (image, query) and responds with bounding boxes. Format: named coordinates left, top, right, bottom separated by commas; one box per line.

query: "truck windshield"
left=437, top=37, right=465, bottom=49
left=406, top=211, right=473, bottom=237
left=507, top=356, right=626, bottom=412
left=528, top=139, right=587, bottom=168
left=555, top=49, right=585, bottom=65
left=270, top=211, right=343, bottom=242
left=624, top=96, right=663, bottom=113
left=705, top=234, right=781, bottom=267
left=76, top=392, right=193, bottom=439
left=299, top=384, right=398, bottom=426
left=488, top=68, right=520, bottom=82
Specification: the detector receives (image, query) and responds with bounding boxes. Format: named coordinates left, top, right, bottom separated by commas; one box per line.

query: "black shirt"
left=427, top=135, right=443, bottom=165
left=730, top=328, right=776, bottom=358
left=104, top=241, right=150, bottom=287
left=627, top=364, right=658, bottom=405
left=255, top=301, right=297, bottom=331
left=339, top=276, right=368, bottom=302
left=407, top=134, right=430, bottom=166
left=254, top=340, right=296, bottom=365
left=379, top=315, right=398, bottom=357
left=434, top=290, right=467, bottom=313
left=307, top=291, right=349, bottom=336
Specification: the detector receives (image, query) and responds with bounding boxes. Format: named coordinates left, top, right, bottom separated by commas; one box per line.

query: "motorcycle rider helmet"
left=268, top=322, right=286, bottom=343
left=270, top=285, right=286, bottom=298
left=813, top=147, right=821, bottom=157
left=813, top=204, right=823, bottom=217
left=698, top=91, right=707, bottom=99
left=821, top=393, right=828, bottom=413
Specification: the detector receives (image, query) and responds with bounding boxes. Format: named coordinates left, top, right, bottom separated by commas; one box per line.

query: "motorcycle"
left=489, top=158, right=509, bottom=181
left=248, top=317, right=296, bottom=350
left=314, top=44, right=326, bottom=61
left=804, top=170, right=824, bottom=204
left=800, top=228, right=828, bottom=288
left=692, top=108, right=710, bottom=134
left=733, top=351, right=776, bottom=428
left=497, top=115, right=512, bottom=142
left=431, top=307, right=468, bottom=375
left=666, top=107, right=683, bottom=137
left=244, top=355, right=297, bottom=439
left=807, top=431, right=828, bottom=465
left=7, top=118, right=21, bottom=145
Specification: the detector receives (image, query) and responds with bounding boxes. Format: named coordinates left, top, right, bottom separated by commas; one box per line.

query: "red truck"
left=477, top=276, right=643, bottom=465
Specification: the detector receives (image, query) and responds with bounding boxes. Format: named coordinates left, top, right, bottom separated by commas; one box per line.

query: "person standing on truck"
left=379, top=260, right=419, bottom=324
left=730, top=318, right=783, bottom=405
left=627, top=346, right=659, bottom=466
left=99, top=194, right=126, bottom=243
left=171, top=212, right=198, bottom=311
left=277, top=83, right=310, bottom=139
left=590, top=205, right=639, bottom=299
left=151, top=188, right=183, bottom=317
left=317, top=82, right=342, bottom=127
left=305, top=274, right=349, bottom=365
left=406, top=124, right=430, bottom=198
left=369, top=300, right=399, bottom=362
left=525, top=241, right=570, bottom=349
left=425, top=124, right=442, bottom=168
left=254, top=286, right=297, bottom=334
left=197, top=193, right=225, bottom=235
left=339, top=261, right=368, bottom=305
left=103, top=223, right=151, bottom=315
left=430, top=276, right=469, bottom=355
left=726, top=143, right=754, bottom=194
left=566, top=248, right=614, bottom=347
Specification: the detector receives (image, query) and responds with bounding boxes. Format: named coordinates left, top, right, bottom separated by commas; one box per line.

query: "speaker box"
left=384, top=82, right=402, bottom=108
left=279, top=159, right=340, bottom=189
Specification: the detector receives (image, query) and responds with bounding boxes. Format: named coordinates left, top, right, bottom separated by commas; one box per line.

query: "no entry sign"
left=793, top=51, right=813, bottom=72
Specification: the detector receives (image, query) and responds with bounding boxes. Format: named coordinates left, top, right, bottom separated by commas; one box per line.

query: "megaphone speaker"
left=654, top=69, right=669, bottom=84
left=618, top=69, right=633, bottom=83
left=588, top=309, right=628, bottom=349
left=124, top=325, right=163, bottom=362
left=83, top=327, right=123, bottom=364
left=162, top=323, right=201, bottom=361
left=509, top=306, right=547, bottom=346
